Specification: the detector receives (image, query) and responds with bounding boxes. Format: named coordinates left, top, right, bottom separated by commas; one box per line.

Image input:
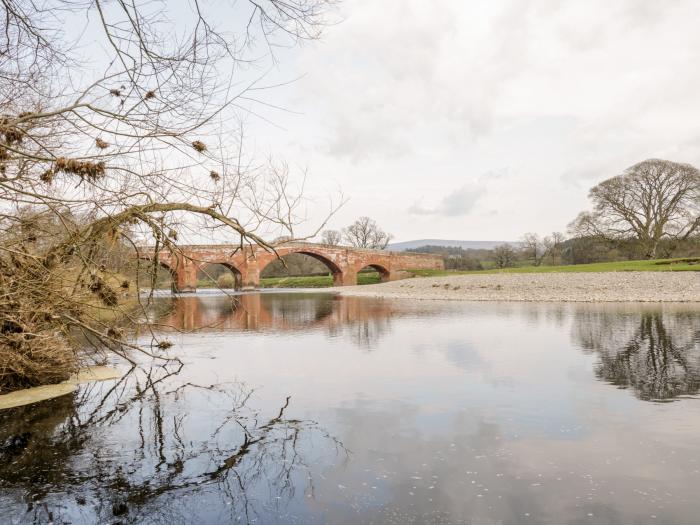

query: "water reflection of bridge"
left=156, top=293, right=402, bottom=343
left=157, top=297, right=700, bottom=401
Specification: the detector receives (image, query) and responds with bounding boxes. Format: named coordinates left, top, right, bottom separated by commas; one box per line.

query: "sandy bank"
left=338, top=272, right=700, bottom=302
left=0, top=366, right=122, bottom=410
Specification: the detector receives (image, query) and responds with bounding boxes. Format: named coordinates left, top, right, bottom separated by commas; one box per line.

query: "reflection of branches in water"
left=206, top=395, right=349, bottom=523
left=0, top=365, right=348, bottom=524
left=573, top=309, right=700, bottom=401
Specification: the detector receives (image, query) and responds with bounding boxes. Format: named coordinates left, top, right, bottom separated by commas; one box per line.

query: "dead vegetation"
left=0, top=0, right=339, bottom=393
left=0, top=213, right=142, bottom=392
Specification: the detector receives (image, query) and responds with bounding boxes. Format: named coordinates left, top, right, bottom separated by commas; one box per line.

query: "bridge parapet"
left=137, top=242, right=443, bottom=292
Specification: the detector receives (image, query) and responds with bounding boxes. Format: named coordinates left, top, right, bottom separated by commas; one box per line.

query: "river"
left=1, top=292, right=700, bottom=524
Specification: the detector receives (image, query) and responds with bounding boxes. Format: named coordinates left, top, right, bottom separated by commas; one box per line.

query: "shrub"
left=217, top=273, right=236, bottom=289
left=0, top=331, right=75, bottom=393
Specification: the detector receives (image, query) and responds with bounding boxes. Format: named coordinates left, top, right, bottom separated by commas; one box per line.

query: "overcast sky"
left=242, top=0, right=700, bottom=242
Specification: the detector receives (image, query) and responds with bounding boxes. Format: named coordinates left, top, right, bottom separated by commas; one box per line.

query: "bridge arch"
left=196, top=261, right=243, bottom=290
left=259, top=248, right=346, bottom=286
left=136, top=255, right=180, bottom=292
left=357, top=262, right=391, bottom=283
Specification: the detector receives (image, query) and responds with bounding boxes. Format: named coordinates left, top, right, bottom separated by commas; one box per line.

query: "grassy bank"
left=409, top=257, right=700, bottom=277
left=260, top=272, right=382, bottom=288
left=260, top=275, right=334, bottom=288
left=196, top=271, right=383, bottom=289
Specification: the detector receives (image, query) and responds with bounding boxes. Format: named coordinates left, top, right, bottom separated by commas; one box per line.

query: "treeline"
left=561, top=236, right=699, bottom=264
left=406, top=246, right=491, bottom=270
left=409, top=235, right=700, bottom=270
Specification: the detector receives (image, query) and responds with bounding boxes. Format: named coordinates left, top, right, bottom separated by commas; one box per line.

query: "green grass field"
left=408, top=257, right=700, bottom=277
left=196, top=271, right=383, bottom=289
left=259, top=272, right=382, bottom=288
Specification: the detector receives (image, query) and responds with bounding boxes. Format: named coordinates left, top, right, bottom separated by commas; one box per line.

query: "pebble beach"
left=339, top=272, right=700, bottom=302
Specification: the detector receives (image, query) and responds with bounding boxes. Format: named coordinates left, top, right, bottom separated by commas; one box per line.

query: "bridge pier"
left=334, top=270, right=357, bottom=286
left=173, top=258, right=198, bottom=293
left=241, top=279, right=259, bottom=291
left=240, top=264, right=260, bottom=290
left=385, top=270, right=399, bottom=283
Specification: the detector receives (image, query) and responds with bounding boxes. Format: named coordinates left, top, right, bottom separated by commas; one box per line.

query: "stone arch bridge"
left=139, top=242, right=444, bottom=292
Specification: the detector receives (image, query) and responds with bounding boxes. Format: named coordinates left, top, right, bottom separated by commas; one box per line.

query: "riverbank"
left=0, top=366, right=121, bottom=409
left=338, top=272, right=700, bottom=302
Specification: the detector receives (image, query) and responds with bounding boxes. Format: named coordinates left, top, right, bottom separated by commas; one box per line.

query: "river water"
left=1, top=292, right=700, bottom=524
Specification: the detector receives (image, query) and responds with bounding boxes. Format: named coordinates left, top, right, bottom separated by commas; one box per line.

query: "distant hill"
left=387, top=239, right=517, bottom=251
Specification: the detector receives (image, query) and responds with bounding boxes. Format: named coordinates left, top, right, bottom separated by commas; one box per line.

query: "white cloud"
left=409, top=184, right=485, bottom=217
left=254, top=0, right=700, bottom=241
left=407, top=169, right=510, bottom=217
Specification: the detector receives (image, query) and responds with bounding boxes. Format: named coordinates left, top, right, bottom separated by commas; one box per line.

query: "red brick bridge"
left=139, top=242, right=444, bottom=292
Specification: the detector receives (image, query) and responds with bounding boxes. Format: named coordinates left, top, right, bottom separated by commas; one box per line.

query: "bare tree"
left=0, top=0, right=337, bottom=391
left=493, top=244, right=516, bottom=269
left=521, top=233, right=545, bottom=266
left=569, top=159, right=700, bottom=259
left=320, top=229, right=342, bottom=246
left=342, top=217, right=393, bottom=249
left=521, top=232, right=566, bottom=266
left=543, top=232, right=566, bottom=265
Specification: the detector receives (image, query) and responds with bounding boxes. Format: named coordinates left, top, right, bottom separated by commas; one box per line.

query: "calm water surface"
left=1, top=292, right=700, bottom=524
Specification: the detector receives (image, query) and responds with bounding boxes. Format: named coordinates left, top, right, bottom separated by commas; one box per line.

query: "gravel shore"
left=338, top=272, right=700, bottom=302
